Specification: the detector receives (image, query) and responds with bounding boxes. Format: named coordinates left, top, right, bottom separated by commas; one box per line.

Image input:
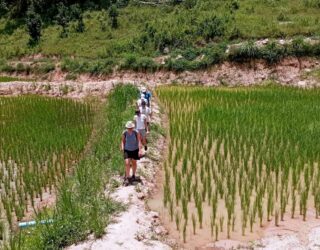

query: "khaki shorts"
left=138, top=129, right=146, bottom=139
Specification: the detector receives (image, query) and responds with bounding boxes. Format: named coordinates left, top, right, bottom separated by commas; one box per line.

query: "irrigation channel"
left=1, top=81, right=320, bottom=249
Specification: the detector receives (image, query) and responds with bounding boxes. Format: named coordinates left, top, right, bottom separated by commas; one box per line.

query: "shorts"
left=124, top=149, right=139, bottom=160
left=138, top=129, right=146, bottom=139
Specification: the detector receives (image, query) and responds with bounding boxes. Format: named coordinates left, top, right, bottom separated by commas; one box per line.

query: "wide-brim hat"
left=125, top=121, right=135, bottom=129
left=141, top=87, right=147, bottom=92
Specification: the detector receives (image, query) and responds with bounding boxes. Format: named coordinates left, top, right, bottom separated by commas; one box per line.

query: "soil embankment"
left=1, top=57, right=320, bottom=99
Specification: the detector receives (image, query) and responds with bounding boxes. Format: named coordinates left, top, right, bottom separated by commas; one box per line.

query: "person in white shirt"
left=134, top=109, right=148, bottom=151
left=139, top=100, right=152, bottom=132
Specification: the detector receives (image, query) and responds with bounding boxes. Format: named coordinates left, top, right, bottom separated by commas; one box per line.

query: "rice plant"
left=157, top=85, right=320, bottom=243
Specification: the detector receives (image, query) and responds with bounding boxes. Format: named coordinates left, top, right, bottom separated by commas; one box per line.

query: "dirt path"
left=67, top=98, right=173, bottom=250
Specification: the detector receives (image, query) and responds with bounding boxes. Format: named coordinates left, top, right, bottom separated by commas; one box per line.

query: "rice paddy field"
left=156, top=85, right=320, bottom=246
left=0, top=96, right=96, bottom=243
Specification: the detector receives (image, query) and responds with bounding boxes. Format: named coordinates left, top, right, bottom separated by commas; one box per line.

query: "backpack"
left=123, top=130, right=138, bottom=141
left=144, top=92, right=151, bottom=103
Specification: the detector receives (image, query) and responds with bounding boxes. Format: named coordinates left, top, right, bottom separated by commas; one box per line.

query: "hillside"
left=0, top=0, right=320, bottom=77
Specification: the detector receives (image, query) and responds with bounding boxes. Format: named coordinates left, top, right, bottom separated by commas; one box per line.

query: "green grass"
left=8, top=84, right=139, bottom=249
left=0, top=0, right=320, bottom=73
left=0, top=76, right=33, bottom=82
left=157, top=85, right=320, bottom=242
left=0, top=96, right=96, bottom=244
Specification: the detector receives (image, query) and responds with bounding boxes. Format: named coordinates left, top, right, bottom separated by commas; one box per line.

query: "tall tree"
left=26, top=5, right=42, bottom=45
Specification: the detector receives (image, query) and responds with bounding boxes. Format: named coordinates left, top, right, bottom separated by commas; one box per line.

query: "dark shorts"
left=124, top=149, right=139, bottom=160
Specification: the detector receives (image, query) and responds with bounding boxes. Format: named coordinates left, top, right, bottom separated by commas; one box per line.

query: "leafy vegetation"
left=0, top=0, right=320, bottom=74
left=7, top=84, right=139, bottom=249
left=158, top=85, right=320, bottom=242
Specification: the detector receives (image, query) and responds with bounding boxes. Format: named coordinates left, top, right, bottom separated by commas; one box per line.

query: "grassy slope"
left=0, top=0, right=319, bottom=61
left=8, top=84, right=139, bottom=249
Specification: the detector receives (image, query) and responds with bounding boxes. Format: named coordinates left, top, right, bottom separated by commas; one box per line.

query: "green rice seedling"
left=182, top=197, right=189, bottom=222
left=192, top=213, right=196, bottom=235
left=175, top=211, right=181, bottom=231
left=169, top=197, right=174, bottom=222
left=215, top=224, right=219, bottom=242
left=219, top=216, right=224, bottom=233
left=196, top=195, right=203, bottom=229
left=210, top=216, right=214, bottom=237
left=232, top=214, right=236, bottom=232
left=183, top=220, right=187, bottom=243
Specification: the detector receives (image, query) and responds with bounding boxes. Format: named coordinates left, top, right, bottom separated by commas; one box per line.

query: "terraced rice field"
left=157, top=85, right=320, bottom=245
left=0, top=96, right=95, bottom=240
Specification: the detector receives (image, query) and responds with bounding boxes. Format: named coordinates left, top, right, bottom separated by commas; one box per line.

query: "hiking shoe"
left=144, top=145, right=148, bottom=151
left=131, top=175, right=136, bottom=181
left=123, top=178, right=130, bottom=186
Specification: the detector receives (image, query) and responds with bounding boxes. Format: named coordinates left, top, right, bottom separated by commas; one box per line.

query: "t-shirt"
left=123, top=130, right=139, bottom=151
left=134, top=114, right=147, bottom=130
left=137, top=97, right=147, bottom=107
left=142, top=91, right=152, bottom=104
left=139, top=106, right=151, bottom=122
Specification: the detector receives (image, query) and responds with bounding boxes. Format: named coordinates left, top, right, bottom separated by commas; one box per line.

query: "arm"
left=144, top=117, right=148, bottom=132
left=133, top=115, right=137, bottom=128
left=137, top=132, right=142, bottom=154
left=121, top=134, right=125, bottom=151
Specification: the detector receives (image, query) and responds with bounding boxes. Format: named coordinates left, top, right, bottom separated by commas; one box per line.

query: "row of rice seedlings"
left=159, top=85, right=320, bottom=243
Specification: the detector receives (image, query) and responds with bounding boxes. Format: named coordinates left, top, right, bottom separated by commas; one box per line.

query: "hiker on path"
left=121, top=121, right=142, bottom=186
left=140, top=86, right=152, bottom=108
left=139, top=100, right=152, bottom=132
left=134, top=109, right=148, bottom=151
left=137, top=93, right=147, bottom=108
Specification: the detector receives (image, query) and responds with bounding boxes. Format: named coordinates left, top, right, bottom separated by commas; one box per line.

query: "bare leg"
left=132, top=160, right=137, bottom=176
left=125, top=159, right=131, bottom=178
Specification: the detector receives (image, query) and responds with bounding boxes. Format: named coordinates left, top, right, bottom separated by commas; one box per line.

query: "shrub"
left=260, top=41, right=286, bottom=64
left=228, top=41, right=259, bottom=62
left=197, top=16, right=226, bottom=42
left=289, top=38, right=313, bottom=57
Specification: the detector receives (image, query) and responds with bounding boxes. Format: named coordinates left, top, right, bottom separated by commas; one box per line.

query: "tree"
left=108, top=4, right=118, bottom=29
left=70, top=4, right=85, bottom=32
left=56, top=2, right=70, bottom=37
left=0, top=0, right=8, bottom=14
left=26, top=5, right=42, bottom=45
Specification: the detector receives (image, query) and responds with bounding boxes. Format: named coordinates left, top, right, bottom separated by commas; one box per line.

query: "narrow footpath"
left=67, top=98, right=172, bottom=250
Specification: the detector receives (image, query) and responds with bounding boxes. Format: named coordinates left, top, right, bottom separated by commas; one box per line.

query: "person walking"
left=140, top=86, right=152, bottom=108
left=137, top=93, right=147, bottom=108
left=139, top=100, right=152, bottom=132
left=133, top=109, right=148, bottom=151
left=121, top=121, right=142, bottom=186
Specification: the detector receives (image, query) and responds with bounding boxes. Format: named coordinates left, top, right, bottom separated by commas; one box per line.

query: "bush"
left=260, top=41, right=287, bottom=64
left=228, top=41, right=259, bottom=62
left=289, top=38, right=313, bottom=57
left=120, top=54, right=158, bottom=72
left=197, top=16, right=226, bottom=42
left=61, top=58, right=114, bottom=74
left=31, top=62, right=55, bottom=74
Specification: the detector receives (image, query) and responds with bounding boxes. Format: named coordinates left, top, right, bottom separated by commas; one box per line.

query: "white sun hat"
left=141, top=87, right=147, bottom=92
left=125, top=121, right=135, bottom=129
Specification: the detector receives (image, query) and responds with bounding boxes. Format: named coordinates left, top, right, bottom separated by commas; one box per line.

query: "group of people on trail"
left=121, top=86, right=152, bottom=186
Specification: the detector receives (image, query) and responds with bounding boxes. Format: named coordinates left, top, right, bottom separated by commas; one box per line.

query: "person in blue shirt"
left=140, top=86, right=152, bottom=108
